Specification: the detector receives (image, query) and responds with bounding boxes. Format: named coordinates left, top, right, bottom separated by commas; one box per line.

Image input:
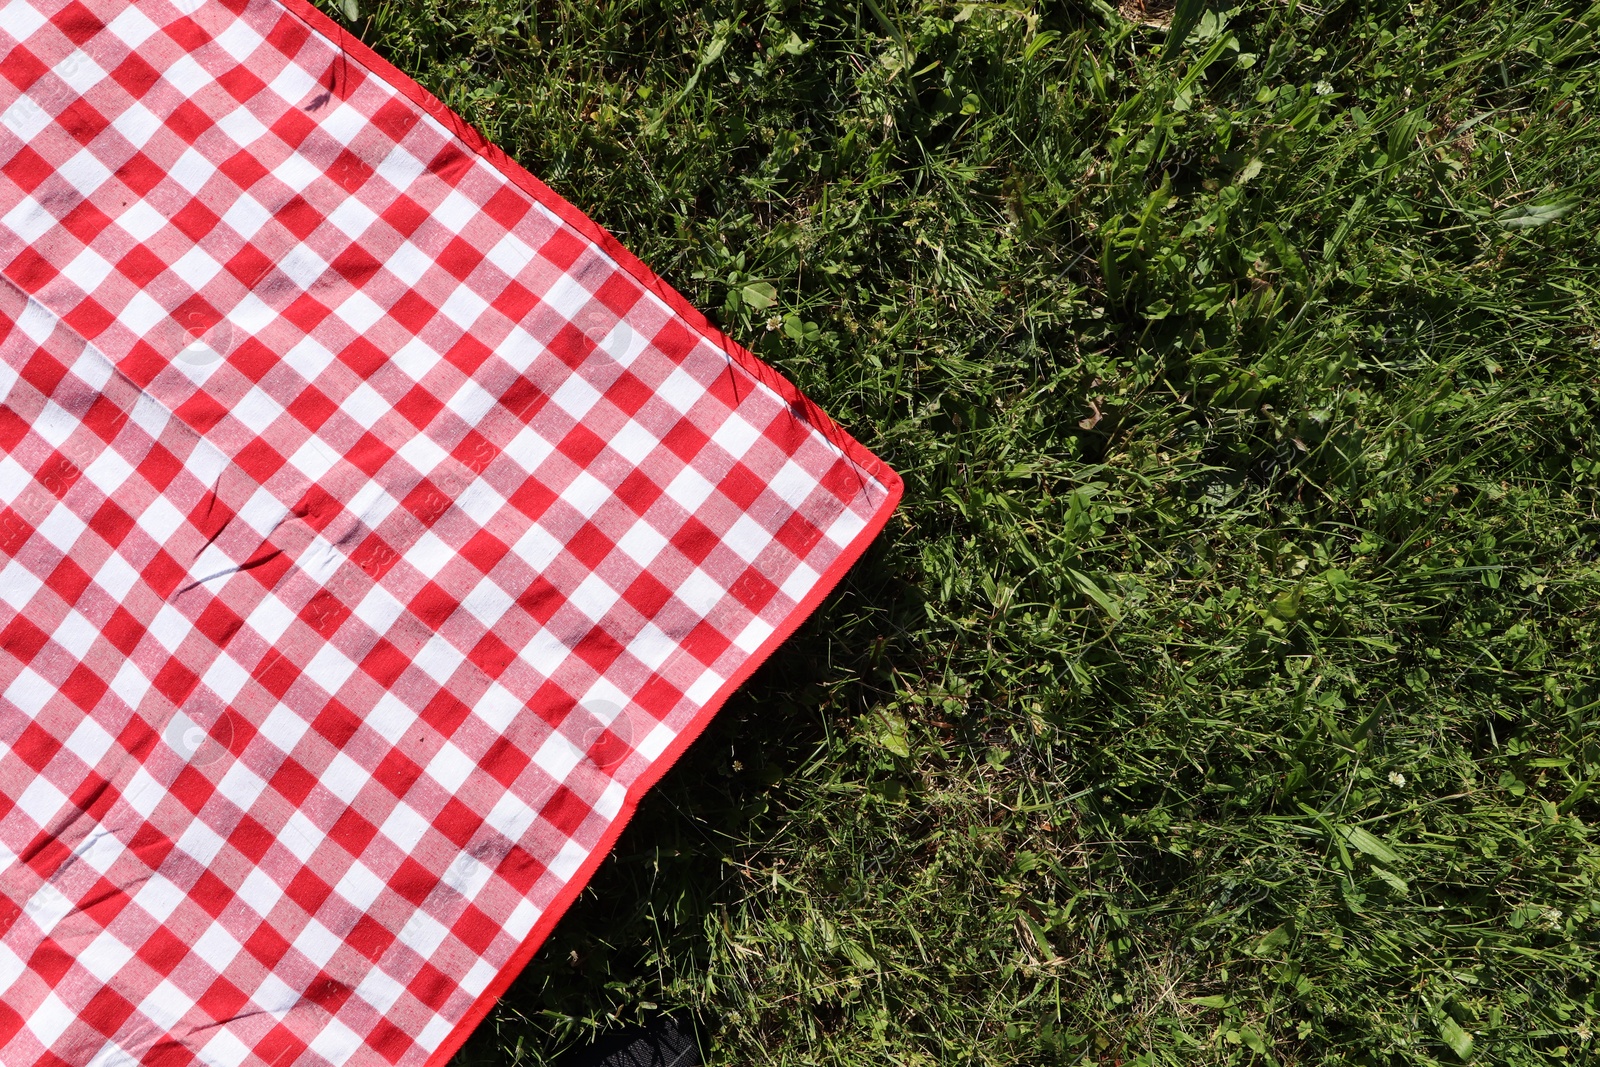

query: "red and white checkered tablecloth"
left=0, top=1, right=901, bottom=1064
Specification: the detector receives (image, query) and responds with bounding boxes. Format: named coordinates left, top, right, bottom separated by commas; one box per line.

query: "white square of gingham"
left=0, top=1, right=898, bottom=1065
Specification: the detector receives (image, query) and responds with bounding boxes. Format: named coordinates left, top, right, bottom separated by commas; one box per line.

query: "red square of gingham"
left=0, top=1, right=901, bottom=1064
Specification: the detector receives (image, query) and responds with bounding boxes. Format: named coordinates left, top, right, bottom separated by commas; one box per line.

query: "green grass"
left=319, top=1, right=1600, bottom=1063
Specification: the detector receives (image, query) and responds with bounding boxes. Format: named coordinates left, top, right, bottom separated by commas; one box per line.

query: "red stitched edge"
left=268, top=3, right=905, bottom=1064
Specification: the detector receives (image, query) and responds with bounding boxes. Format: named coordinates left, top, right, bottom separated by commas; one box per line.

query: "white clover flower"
left=1388, top=771, right=1407, bottom=787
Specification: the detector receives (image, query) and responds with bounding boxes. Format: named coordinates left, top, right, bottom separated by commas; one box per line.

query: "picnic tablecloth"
left=0, top=2, right=900, bottom=1065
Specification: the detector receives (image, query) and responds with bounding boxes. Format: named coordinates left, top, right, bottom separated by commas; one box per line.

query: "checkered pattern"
left=0, top=1, right=899, bottom=1065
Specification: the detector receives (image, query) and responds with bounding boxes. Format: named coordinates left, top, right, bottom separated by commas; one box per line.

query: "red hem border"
left=268, top=4, right=904, bottom=1065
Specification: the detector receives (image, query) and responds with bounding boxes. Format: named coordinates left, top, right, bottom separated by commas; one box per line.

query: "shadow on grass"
left=447, top=538, right=914, bottom=1064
